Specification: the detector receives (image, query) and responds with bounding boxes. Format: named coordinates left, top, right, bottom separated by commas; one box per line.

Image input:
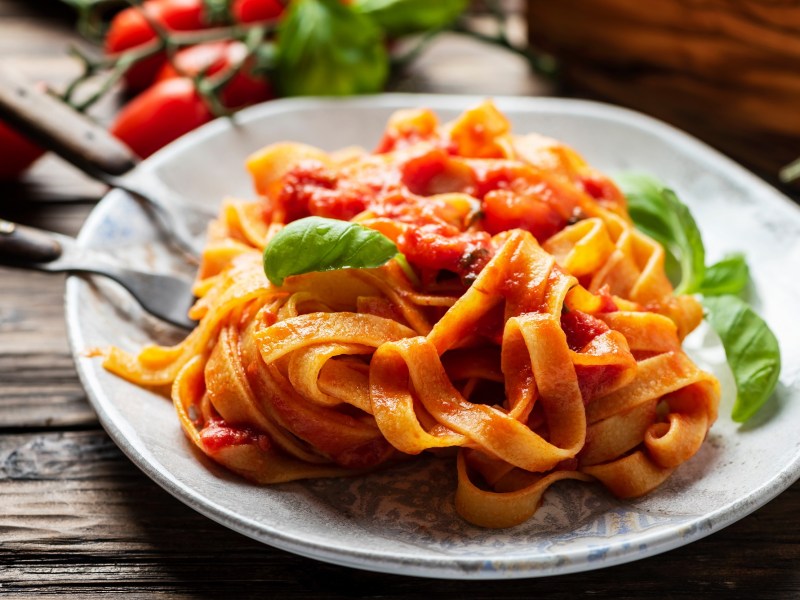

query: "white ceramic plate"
left=66, top=94, right=800, bottom=579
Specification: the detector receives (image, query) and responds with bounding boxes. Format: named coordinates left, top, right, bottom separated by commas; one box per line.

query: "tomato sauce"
left=199, top=420, right=270, bottom=453
left=561, top=310, right=611, bottom=352
left=269, top=131, right=612, bottom=282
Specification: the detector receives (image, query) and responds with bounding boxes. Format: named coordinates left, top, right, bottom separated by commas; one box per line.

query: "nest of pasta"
left=103, top=101, right=719, bottom=528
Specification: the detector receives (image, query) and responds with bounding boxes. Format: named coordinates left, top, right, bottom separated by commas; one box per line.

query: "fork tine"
left=110, top=176, right=215, bottom=260
left=0, top=221, right=197, bottom=330
left=89, top=266, right=197, bottom=330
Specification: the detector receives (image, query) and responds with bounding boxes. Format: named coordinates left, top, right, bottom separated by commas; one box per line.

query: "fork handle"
left=0, top=67, right=137, bottom=178
left=0, top=219, right=63, bottom=264
left=0, top=219, right=102, bottom=273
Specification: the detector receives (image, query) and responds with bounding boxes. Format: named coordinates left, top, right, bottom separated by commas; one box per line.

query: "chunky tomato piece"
left=476, top=162, right=585, bottom=241
left=578, top=171, right=626, bottom=211
left=308, top=189, right=369, bottom=221
left=199, top=420, right=271, bottom=453
left=561, top=310, right=632, bottom=403
left=594, top=285, right=619, bottom=313
left=400, top=148, right=447, bottom=194
left=400, top=147, right=475, bottom=196
left=561, top=310, right=610, bottom=352
left=398, top=224, right=492, bottom=277
left=475, top=162, right=582, bottom=211
left=273, top=162, right=331, bottom=221
left=274, top=163, right=373, bottom=222
left=482, top=189, right=565, bottom=241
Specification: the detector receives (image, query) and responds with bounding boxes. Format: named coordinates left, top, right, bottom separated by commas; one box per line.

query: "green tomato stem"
left=779, top=157, right=800, bottom=184
left=449, top=21, right=558, bottom=78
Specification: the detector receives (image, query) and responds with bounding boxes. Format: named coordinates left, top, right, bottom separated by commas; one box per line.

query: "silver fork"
left=0, top=219, right=197, bottom=330
left=0, top=66, right=213, bottom=258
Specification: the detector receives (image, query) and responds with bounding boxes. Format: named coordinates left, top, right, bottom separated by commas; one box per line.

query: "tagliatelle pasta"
left=102, top=101, right=719, bottom=528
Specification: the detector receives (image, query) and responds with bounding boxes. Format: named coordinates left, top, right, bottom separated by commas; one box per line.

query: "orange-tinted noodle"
left=102, top=101, right=719, bottom=528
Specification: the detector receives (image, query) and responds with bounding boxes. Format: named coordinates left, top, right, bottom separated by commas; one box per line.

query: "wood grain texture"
left=526, top=0, right=800, bottom=187
left=0, top=202, right=98, bottom=429
left=0, top=2, right=798, bottom=598
left=1, top=431, right=798, bottom=599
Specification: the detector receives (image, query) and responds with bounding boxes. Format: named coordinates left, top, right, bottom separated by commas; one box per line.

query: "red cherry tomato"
left=155, top=41, right=273, bottom=109
left=105, top=0, right=208, bottom=91
left=231, top=0, right=285, bottom=22
left=0, top=121, right=45, bottom=180
left=110, top=78, right=213, bottom=158
left=106, top=0, right=286, bottom=92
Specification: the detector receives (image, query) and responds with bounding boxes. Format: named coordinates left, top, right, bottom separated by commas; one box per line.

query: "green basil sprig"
left=352, top=0, right=469, bottom=37
left=275, top=0, right=389, bottom=97
left=697, top=253, right=749, bottom=296
left=617, top=173, right=781, bottom=423
left=701, top=295, right=781, bottom=423
left=616, top=173, right=705, bottom=295
left=263, top=216, right=412, bottom=286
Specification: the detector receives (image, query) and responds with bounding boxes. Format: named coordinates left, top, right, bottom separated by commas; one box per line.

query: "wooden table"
left=1, top=2, right=798, bottom=597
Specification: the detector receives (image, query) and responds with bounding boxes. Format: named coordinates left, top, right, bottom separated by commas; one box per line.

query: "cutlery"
left=0, top=66, right=213, bottom=258
left=0, top=219, right=196, bottom=330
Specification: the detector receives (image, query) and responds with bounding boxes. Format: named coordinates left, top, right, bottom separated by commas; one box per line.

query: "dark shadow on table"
left=109, top=448, right=800, bottom=600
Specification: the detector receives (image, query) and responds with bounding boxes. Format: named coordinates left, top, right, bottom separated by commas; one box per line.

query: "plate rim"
left=66, top=93, right=800, bottom=580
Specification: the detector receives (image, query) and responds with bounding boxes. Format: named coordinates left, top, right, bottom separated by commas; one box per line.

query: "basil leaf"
left=701, top=295, right=781, bottom=423
left=618, top=172, right=781, bottom=424
left=617, top=173, right=705, bottom=294
left=275, top=0, right=389, bottom=97
left=353, top=0, right=468, bottom=36
left=698, top=253, right=749, bottom=296
left=263, top=216, right=401, bottom=286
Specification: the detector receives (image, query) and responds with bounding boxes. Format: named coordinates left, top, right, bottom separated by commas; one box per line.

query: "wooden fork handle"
left=0, top=66, right=137, bottom=177
left=0, top=219, right=63, bottom=265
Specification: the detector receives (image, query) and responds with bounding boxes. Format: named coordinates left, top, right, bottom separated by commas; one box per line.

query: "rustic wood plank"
left=0, top=202, right=98, bottom=428
left=0, top=281, right=95, bottom=427
left=0, top=430, right=798, bottom=598
left=0, top=354, right=92, bottom=429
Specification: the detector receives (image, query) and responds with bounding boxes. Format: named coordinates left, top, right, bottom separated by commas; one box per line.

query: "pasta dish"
left=102, top=101, right=720, bottom=528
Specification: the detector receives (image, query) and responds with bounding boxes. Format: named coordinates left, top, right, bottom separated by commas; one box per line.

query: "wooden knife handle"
left=0, top=66, right=137, bottom=177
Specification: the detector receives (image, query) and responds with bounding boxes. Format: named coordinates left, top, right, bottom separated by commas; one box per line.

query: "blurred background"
left=527, top=0, right=800, bottom=192
left=1, top=0, right=798, bottom=195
